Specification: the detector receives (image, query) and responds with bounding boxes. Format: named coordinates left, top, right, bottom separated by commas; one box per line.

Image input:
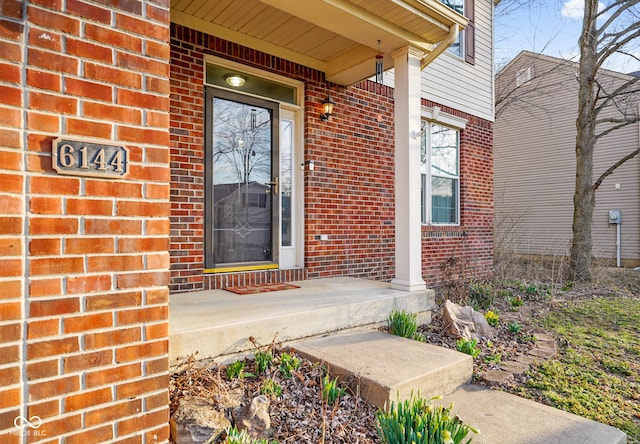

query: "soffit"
left=171, top=0, right=467, bottom=85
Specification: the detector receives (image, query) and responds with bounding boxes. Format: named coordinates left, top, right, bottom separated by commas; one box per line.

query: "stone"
left=170, top=396, right=230, bottom=444
left=533, top=332, right=555, bottom=343
left=513, top=355, right=537, bottom=366
left=442, top=300, right=494, bottom=341
left=232, top=395, right=272, bottom=439
left=499, top=361, right=530, bottom=376
left=529, top=346, right=557, bottom=359
left=480, top=369, right=515, bottom=387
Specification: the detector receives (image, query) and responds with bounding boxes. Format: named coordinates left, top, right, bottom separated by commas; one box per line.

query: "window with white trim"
left=441, top=0, right=475, bottom=64
left=421, top=121, right=460, bottom=225
left=442, top=0, right=464, bottom=57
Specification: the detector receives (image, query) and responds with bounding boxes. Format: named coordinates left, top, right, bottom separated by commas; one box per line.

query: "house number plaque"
left=52, top=137, right=129, bottom=178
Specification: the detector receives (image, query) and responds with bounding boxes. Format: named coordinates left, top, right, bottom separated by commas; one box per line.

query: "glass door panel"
left=205, top=88, right=280, bottom=268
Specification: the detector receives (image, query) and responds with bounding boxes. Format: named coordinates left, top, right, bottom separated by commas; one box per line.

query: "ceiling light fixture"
left=225, top=74, right=246, bottom=87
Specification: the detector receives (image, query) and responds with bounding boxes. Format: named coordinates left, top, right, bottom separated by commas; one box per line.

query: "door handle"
left=266, top=176, right=279, bottom=195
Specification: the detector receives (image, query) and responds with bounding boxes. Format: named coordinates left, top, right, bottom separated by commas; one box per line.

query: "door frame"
left=202, top=57, right=305, bottom=273
left=279, top=106, right=304, bottom=269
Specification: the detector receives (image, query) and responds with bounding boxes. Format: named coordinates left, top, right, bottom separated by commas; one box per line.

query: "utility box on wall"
left=608, top=210, right=621, bottom=224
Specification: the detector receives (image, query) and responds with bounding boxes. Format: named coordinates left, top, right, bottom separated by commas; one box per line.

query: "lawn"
left=517, top=296, right=640, bottom=442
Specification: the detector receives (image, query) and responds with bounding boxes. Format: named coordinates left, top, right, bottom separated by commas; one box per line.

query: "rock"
left=480, top=369, right=514, bottom=387
left=499, top=361, right=530, bottom=376
left=170, top=396, right=230, bottom=444
left=442, top=300, right=494, bottom=341
left=232, top=395, right=272, bottom=439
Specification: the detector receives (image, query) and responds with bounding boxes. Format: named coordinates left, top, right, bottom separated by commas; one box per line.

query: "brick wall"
left=304, top=81, right=396, bottom=281
left=0, top=1, right=171, bottom=442
left=169, top=25, right=493, bottom=293
left=169, top=25, right=396, bottom=292
left=421, top=100, right=494, bottom=286
left=0, top=2, right=25, bottom=442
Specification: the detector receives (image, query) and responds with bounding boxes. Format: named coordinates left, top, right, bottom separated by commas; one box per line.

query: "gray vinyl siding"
left=495, top=52, right=640, bottom=265
left=421, top=0, right=495, bottom=122
left=379, top=0, right=495, bottom=121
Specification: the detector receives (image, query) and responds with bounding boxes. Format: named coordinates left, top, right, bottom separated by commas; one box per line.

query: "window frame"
left=441, top=0, right=475, bottom=65
left=420, top=107, right=467, bottom=226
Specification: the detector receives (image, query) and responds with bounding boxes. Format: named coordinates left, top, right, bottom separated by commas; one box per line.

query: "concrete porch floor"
left=169, top=276, right=435, bottom=365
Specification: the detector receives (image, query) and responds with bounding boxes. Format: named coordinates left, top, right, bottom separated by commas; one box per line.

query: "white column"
left=390, top=46, right=427, bottom=292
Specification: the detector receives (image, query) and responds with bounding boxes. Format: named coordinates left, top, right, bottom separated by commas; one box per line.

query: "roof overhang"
left=171, top=0, right=467, bottom=86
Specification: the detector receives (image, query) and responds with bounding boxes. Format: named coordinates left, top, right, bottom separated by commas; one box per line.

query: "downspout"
left=421, top=24, right=459, bottom=70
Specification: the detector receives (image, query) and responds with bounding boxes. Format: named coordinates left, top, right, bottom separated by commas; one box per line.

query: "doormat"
left=224, top=282, right=300, bottom=295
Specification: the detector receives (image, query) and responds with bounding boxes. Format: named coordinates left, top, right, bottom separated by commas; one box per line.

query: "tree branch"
left=593, top=147, right=640, bottom=190
left=594, top=76, right=640, bottom=114
left=595, top=0, right=640, bottom=36
left=595, top=120, right=640, bottom=140
left=597, top=25, right=640, bottom=70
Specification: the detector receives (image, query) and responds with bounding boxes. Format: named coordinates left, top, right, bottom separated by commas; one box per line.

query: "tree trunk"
left=569, top=0, right=599, bottom=281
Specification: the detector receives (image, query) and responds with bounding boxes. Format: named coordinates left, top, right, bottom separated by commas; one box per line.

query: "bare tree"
left=495, top=0, right=640, bottom=281
left=571, top=0, right=640, bottom=280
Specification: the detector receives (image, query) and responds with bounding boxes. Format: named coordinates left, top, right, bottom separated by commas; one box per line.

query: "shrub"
left=455, top=338, right=480, bottom=359
left=322, top=374, right=347, bottom=405
left=260, top=378, right=282, bottom=398
left=376, top=393, right=478, bottom=444
left=508, top=321, right=522, bottom=334
left=387, top=309, right=425, bottom=341
left=467, top=282, right=494, bottom=311
left=226, top=360, right=253, bottom=380
left=484, top=310, right=499, bottom=327
left=255, top=351, right=273, bottom=375
left=483, top=352, right=502, bottom=365
left=226, top=426, right=278, bottom=444
left=278, top=352, right=300, bottom=378
left=507, top=295, right=523, bottom=311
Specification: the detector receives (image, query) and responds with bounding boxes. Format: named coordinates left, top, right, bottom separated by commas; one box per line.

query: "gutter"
left=420, top=24, right=459, bottom=70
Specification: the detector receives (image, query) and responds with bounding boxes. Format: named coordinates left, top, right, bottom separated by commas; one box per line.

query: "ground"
left=170, top=268, right=640, bottom=443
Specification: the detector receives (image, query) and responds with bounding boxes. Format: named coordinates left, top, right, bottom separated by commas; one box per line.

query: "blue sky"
left=494, top=0, right=640, bottom=74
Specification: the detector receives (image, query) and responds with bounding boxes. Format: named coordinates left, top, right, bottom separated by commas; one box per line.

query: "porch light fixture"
left=320, top=95, right=335, bottom=121
left=225, top=74, right=246, bottom=87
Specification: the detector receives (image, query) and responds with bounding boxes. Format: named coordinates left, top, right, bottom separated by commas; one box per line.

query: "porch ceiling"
left=170, top=0, right=467, bottom=85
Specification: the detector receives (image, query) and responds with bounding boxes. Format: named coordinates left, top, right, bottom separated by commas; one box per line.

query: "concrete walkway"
left=294, top=330, right=627, bottom=444
left=439, top=385, right=627, bottom=444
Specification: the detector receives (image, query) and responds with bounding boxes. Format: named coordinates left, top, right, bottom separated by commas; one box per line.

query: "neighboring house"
left=495, top=51, right=640, bottom=267
left=0, top=0, right=493, bottom=441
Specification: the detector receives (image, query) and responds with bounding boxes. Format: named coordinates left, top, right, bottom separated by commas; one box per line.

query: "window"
left=516, top=66, right=532, bottom=87
left=441, top=0, right=463, bottom=57
left=441, top=0, right=475, bottom=64
left=421, top=121, right=460, bottom=225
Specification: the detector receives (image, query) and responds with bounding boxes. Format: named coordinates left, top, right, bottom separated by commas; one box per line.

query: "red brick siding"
left=304, top=82, right=396, bottom=281
left=0, top=4, right=26, bottom=442
left=421, top=100, right=494, bottom=286
left=169, top=24, right=493, bottom=293
left=0, top=0, right=171, bottom=441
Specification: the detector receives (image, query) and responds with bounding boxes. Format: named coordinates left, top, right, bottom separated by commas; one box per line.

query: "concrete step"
left=438, top=385, right=627, bottom=444
left=293, top=330, right=627, bottom=444
left=169, top=277, right=435, bottom=364
left=294, top=330, right=473, bottom=408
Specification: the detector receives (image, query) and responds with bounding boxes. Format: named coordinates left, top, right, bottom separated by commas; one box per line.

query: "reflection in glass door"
left=205, top=88, right=279, bottom=268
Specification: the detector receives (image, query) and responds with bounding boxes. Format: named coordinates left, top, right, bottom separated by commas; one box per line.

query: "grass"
left=515, top=296, right=640, bottom=442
